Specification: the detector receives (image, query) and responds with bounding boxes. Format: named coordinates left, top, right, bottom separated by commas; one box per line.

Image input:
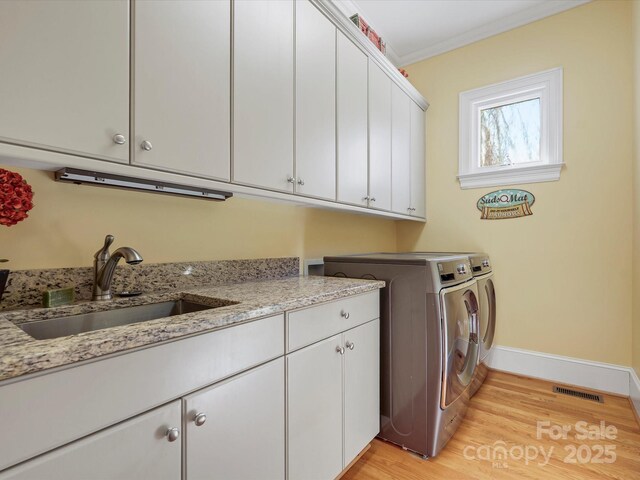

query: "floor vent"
left=553, top=386, right=603, bottom=403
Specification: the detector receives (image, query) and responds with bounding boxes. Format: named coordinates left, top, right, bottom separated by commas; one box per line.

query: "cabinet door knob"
left=346, top=341, right=355, bottom=350
left=370, top=197, right=376, bottom=202
left=287, top=176, right=296, bottom=184
left=112, top=134, right=126, bottom=145
left=297, top=178, right=305, bottom=186
left=362, top=196, right=370, bottom=202
left=340, top=310, right=350, bottom=319
left=141, top=140, right=153, bottom=151
left=336, top=345, right=345, bottom=355
left=194, top=413, right=207, bottom=426
left=166, top=427, right=180, bottom=442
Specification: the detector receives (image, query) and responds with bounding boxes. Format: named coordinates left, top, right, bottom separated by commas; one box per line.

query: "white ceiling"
left=334, top=0, right=590, bottom=66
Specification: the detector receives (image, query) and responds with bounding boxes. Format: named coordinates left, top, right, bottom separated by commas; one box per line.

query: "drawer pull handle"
left=346, top=341, right=355, bottom=350
left=194, top=413, right=207, bottom=426
left=166, top=427, right=180, bottom=442
left=341, top=310, right=350, bottom=319
left=336, top=346, right=345, bottom=355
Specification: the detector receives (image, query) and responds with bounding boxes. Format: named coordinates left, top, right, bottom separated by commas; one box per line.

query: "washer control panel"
left=437, top=259, right=472, bottom=284
left=469, top=254, right=492, bottom=275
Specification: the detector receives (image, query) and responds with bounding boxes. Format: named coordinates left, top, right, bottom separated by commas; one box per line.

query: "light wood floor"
left=343, top=371, right=640, bottom=479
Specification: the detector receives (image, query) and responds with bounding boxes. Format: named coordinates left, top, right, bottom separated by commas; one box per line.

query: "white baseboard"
left=630, top=369, right=640, bottom=420
left=485, top=345, right=632, bottom=396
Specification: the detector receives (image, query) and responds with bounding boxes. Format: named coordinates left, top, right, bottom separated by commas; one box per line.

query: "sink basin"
left=19, top=300, right=225, bottom=340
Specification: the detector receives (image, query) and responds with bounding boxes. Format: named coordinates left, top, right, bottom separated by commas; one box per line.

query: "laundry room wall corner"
left=397, top=0, right=635, bottom=366
left=632, top=0, right=640, bottom=383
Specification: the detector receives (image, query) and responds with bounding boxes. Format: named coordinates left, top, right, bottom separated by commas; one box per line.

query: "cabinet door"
left=0, top=0, right=129, bottom=162
left=0, top=401, right=181, bottom=480
left=391, top=84, right=411, bottom=215
left=133, top=0, right=230, bottom=180
left=234, top=0, right=294, bottom=192
left=185, top=358, right=285, bottom=480
left=343, top=319, right=380, bottom=466
left=288, top=334, right=343, bottom=480
left=368, top=61, right=392, bottom=211
left=295, top=1, right=336, bottom=200
left=336, top=32, right=368, bottom=207
left=410, top=101, right=426, bottom=218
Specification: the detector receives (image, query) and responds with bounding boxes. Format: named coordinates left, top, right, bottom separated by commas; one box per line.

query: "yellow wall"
left=633, top=0, right=640, bottom=377
left=0, top=166, right=396, bottom=270
left=398, top=0, right=634, bottom=366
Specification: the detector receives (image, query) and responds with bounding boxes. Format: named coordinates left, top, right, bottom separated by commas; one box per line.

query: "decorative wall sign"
left=477, top=189, right=535, bottom=220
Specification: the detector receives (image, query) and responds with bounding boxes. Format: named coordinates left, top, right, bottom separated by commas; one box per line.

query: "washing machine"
left=466, top=253, right=495, bottom=396
left=413, top=252, right=496, bottom=396
left=323, top=253, right=480, bottom=458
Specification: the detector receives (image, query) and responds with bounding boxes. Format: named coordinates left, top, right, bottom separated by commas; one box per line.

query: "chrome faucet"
left=92, top=235, right=143, bottom=301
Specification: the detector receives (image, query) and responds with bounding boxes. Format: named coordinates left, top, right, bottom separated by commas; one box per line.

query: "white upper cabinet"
left=295, top=1, right=336, bottom=201
left=336, top=32, right=369, bottom=207
left=133, top=0, right=230, bottom=180
left=368, top=61, right=392, bottom=212
left=0, top=0, right=427, bottom=220
left=233, top=0, right=294, bottom=192
left=391, top=83, right=411, bottom=215
left=410, top=101, right=426, bottom=218
left=0, top=0, right=129, bottom=163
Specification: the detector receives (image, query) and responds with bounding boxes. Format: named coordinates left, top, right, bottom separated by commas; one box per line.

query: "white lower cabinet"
left=287, top=318, right=380, bottom=480
left=184, top=358, right=285, bottom=480
left=343, top=319, right=380, bottom=463
left=0, top=293, right=381, bottom=480
left=0, top=400, right=182, bottom=480
left=287, top=334, right=344, bottom=480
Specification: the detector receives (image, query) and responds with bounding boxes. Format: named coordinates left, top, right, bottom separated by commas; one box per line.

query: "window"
left=458, top=68, right=563, bottom=189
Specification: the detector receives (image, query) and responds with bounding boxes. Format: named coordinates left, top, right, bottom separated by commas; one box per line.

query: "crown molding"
left=392, top=0, right=590, bottom=66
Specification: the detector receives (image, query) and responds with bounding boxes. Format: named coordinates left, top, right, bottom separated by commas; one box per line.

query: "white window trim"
left=458, top=67, right=563, bottom=189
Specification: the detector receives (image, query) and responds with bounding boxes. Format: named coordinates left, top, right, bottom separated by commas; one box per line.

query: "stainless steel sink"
left=19, top=300, right=226, bottom=340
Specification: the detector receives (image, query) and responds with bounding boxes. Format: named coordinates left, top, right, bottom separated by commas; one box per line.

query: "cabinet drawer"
left=287, top=291, right=379, bottom=352
left=0, top=314, right=284, bottom=471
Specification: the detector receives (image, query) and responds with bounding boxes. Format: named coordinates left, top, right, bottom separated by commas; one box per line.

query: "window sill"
left=457, top=163, right=564, bottom=190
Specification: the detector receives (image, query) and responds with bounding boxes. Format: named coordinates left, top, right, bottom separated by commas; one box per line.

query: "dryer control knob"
left=457, top=264, right=467, bottom=274
left=482, top=260, right=490, bottom=268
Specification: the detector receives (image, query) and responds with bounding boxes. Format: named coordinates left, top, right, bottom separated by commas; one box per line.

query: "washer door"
left=477, top=274, right=496, bottom=361
left=440, top=281, right=479, bottom=409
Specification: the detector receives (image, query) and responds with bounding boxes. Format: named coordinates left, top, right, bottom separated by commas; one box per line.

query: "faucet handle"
left=94, top=235, right=115, bottom=261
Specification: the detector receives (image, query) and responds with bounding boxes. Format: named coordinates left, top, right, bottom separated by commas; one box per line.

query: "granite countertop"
left=0, top=276, right=384, bottom=383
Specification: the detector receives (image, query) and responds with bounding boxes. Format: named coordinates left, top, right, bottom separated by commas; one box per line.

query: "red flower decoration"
left=0, top=169, right=34, bottom=227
